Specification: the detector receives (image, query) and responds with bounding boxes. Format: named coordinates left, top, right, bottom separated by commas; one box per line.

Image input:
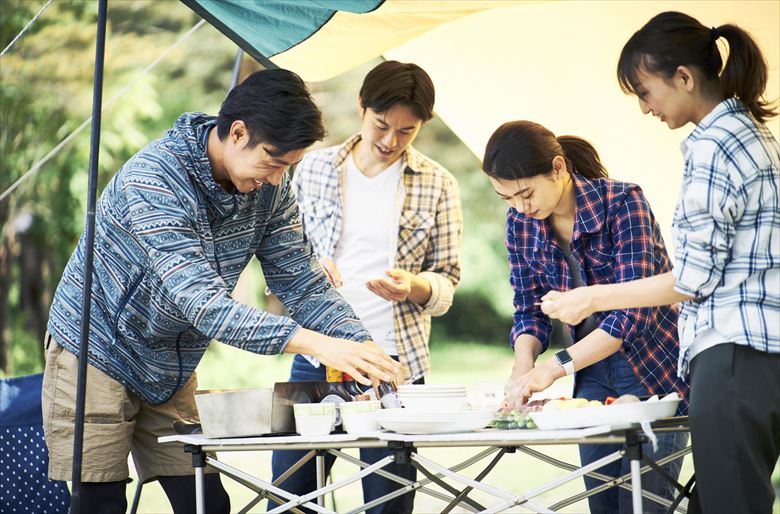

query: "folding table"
left=159, top=417, right=692, bottom=513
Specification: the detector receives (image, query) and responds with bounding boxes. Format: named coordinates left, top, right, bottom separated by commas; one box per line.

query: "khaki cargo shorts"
left=41, top=334, right=213, bottom=483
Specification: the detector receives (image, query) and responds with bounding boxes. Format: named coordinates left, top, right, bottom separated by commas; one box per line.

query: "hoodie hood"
left=165, top=112, right=237, bottom=219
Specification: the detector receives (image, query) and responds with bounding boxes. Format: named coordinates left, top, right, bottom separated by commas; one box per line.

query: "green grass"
left=125, top=341, right=703, bottom=513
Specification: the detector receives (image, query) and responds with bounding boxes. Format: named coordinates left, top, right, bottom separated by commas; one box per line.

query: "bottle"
left=320, top=367, right=352, bottom=426
left=376, top=381, right=402, bottom=409
left=342, top=373, right=367, bottom=399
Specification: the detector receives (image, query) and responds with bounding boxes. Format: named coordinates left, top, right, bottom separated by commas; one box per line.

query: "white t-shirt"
left=333, top=154, right=403, bottom=355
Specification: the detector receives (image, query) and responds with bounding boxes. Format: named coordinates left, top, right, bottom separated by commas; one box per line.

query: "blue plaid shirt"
left=673, top=98, right=780, bottom=375
left=507, top=174, right=688, bottom=403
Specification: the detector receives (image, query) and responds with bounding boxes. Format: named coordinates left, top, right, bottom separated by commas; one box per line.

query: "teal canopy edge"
left=180, top=0, right=385, bottom=68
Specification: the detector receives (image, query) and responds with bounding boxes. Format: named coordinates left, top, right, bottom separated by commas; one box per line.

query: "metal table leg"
left=626, top=429, right=646, bottom=514
left=316, top=451, right=326, bottom=507
left=185, top=444, right=207, bottom=514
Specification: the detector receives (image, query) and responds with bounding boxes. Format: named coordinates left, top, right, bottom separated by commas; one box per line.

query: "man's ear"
left=357, top=97, right=366, bottom=118
left=230, top=120, right=248, bottom=145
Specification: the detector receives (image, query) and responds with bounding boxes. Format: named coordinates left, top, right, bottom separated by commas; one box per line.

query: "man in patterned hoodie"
left=42, top=69, right=401, bottom=513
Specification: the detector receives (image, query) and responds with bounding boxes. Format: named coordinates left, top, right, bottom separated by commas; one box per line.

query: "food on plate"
left=491, top=399, right=549, bottom=429
left=542, top=398, right=602, bottom=412
left=611, top=394, right=640, bottom=404
left=497, top=394, right=645, bottom=427
left=605, top=394, right=641, bottom=405
left=491, top=410, right=536, bottom=430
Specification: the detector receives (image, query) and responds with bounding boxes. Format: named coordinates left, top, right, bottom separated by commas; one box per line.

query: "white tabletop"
left=158, top=424, right=633, bottom=449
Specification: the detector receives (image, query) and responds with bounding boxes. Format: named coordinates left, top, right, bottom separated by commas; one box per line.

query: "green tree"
left=0, top=0, right=234, bottom=375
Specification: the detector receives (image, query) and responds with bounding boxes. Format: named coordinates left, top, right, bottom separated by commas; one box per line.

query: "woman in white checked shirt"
left=540, top=11, right=780, bottom=514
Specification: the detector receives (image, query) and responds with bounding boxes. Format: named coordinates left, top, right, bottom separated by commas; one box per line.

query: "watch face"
left=556, top=350, right=572, bottom=365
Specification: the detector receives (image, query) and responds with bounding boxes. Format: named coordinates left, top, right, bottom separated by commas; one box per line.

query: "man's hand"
left=541, top=287, right=596, bottom=325
left=366, top=269, right=412, bottom=302
left=285, top=330, right=401, bottom=386
left=315, top=339, right=401, bottom=386
left=367, top=269, right=429, bottom=303
left=320, top=257, right=342, bottom=288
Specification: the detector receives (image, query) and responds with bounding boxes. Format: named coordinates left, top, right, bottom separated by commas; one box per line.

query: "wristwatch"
left=554, top=349, right=575, bottom=376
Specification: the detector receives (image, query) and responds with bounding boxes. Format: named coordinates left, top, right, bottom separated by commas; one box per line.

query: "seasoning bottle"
left=376, top=381, right=402, bottom=409
left=342, top=373, right=367, bottom=399
left=320, top=367, right=352, bottom=426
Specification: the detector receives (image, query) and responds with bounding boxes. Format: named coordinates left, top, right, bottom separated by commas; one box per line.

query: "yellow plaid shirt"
left=292, top=135, right=463, bottom=380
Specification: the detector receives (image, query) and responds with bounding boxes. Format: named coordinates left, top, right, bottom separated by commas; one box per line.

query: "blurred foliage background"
left=0, top=0, right=520, bottom=378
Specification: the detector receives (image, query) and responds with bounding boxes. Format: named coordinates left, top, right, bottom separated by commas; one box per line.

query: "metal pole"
left=631, top=459, right=644, bottom=514
left=228, top=47, right=244, bottom=91
left=195, top=465, right=206, bottom=514
left=316, top=452, right=325, bottom=507
left=70, top=0, right=108, bottom=511
left=625, top=429, right=645, bottom=514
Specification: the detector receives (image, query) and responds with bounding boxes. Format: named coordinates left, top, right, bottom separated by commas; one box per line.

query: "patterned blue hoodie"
left=48, top=113, right=370, bottom=404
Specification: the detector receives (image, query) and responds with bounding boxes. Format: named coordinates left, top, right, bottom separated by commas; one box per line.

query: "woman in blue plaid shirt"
left=543, top=12, right=780, bottom=513
left=482, top=120, right=688, bottom=513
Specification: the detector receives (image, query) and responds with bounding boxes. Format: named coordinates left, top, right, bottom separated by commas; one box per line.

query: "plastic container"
left=293, top=402, right=336, bottom=436
left=340, top=401, right=381, bottom=434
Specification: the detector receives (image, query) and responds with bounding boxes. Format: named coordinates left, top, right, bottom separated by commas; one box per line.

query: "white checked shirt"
left=672, top=98, right=780, bottom=376
left=292, top=135, right=463, bottom=381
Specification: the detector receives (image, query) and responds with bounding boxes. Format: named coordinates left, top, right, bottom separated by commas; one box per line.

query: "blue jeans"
left=269, top=355, right=419, bottom=514
left=575, top=351, right=689, bottom=514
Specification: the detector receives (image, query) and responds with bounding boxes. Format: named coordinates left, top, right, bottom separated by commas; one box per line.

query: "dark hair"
left=216, top=69, right=325, bottom=154
left=618, top=11, right=777, bottom=123
left=482, top=121, right=608, bottom=182
left=359, top=60, right=435, bottom=121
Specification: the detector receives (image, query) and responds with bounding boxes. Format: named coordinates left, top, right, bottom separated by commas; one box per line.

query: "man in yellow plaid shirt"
left=271, top=60, right=463, bottom=514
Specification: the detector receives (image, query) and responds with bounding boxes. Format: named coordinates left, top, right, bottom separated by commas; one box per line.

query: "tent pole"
left=70, top=0, right=107, bottom=511
left=229, top=47, right=244, bottom=91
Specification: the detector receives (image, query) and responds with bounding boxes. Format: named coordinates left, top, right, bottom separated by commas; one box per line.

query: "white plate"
left=375, top=409, right=494, bottom=434
left=398, top=385, right=466, bottom=392
left=398, top=393, right=467, bottom=398
left=398, top=389, right=466, bottom=393
left=377, top=409, right=489, bottom=421
left=529, top=394, right=681, bottom=430
left=399, top=397, right=468, bottom=412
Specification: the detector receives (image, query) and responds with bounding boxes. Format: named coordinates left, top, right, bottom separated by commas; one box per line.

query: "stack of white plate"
left=375, top=408, right=494, bottom=435
left=397, top=384, right=468, bottom=411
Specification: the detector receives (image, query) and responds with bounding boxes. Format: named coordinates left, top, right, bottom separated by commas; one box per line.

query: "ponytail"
left=482, top=120, right=608, bottom=181
left=718, top=24, right=775, bottom=122
left=557, top=136, right=608, bottom=180
left=617, top=11, right=777, bottom=123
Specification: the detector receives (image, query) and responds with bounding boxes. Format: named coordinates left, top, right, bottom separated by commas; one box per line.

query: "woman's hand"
left=541, top=287, right=596, bottom=325
left=504, top=365, right=558, bottom=409
left=503, top=361, right=534, bottom=411
left=366, top=269, right=414, bottom=302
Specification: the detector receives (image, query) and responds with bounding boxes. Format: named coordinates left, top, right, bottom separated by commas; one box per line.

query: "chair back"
left=1, top=373, right=70, bottom=513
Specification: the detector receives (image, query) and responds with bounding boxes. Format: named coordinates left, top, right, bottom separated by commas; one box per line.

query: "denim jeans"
left=269, top=355, right=419, bottom=514
left=574, top=351, right=689, bottom=514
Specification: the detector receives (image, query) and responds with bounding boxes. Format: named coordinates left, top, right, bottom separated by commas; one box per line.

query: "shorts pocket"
left=51, top=345, right=128, bottom=422
left=47, top=412, right=134, bottom=482
left=172, top=372, right=200, bottom=421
